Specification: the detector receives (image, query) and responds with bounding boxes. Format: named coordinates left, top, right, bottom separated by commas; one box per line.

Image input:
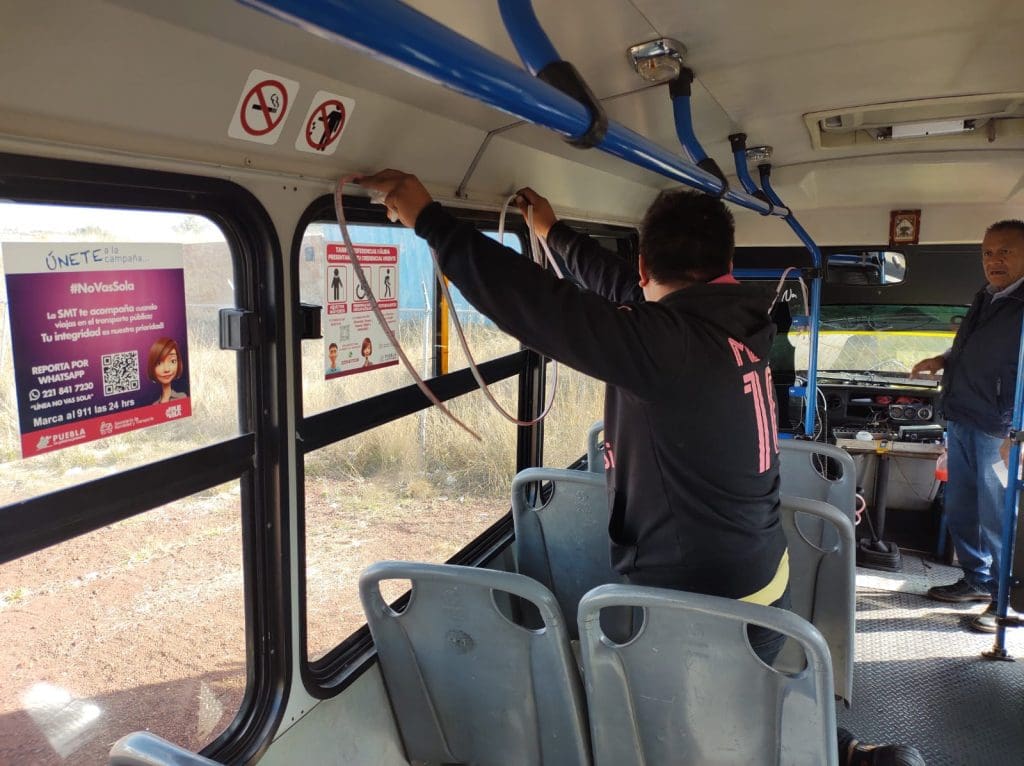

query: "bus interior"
left=1, top=1, right=1024, bottom=764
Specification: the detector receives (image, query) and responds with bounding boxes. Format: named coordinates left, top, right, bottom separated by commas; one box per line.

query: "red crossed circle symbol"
left=240, top=79, right=288, bottom=136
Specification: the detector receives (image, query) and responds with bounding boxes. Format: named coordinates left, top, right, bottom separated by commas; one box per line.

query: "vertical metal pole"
left=419, top=281, right=430, bottom=453
left=760, top=169, right=823, bottom=438
left=991, top=314, right=1024, bottom=654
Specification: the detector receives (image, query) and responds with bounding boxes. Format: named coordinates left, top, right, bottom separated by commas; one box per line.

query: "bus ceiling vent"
left=627, top=38, right=687, bottom=84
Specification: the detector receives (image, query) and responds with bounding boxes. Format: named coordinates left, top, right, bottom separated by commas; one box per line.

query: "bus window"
left=0, top=198, right=260, bottom=765
left=0, top=482, right=246, bottom=766
left=445, top=231, right=522, bottom=372
left=0, top=204, right=241, bottom=504
left=304, top=379, right=518, bottom=660
left=541, top=366, right=603, bottom=469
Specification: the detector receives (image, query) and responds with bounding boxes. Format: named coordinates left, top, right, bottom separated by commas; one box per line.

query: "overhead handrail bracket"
left=535, top=60, right=608, bottom=148
left=727, top=133, right=774, bottom=214
left=669, top=68, right=729, bottom=196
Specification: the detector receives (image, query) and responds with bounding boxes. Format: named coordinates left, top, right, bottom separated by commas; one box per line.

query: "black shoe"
left=927, top=578, right=991, bottom=603
left=838, top=728, right=926, bottom=765
left=969, top=601, right=1021, bottom=633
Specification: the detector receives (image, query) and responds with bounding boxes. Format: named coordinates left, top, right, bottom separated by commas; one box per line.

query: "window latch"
left=219, top=308, right=260, bottom=350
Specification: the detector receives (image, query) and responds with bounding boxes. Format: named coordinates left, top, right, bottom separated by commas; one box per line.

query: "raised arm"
left=515, top=187, right=642, bottom=303
left=357, top=171, right=673, bottom=394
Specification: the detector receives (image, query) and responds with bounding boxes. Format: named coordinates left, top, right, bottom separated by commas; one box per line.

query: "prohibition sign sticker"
left=228, top=69, right=299, bottom=145
left=295, top=91, right=356, bottom=156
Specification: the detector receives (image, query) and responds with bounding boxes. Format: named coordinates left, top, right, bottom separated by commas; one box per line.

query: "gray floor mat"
left=836, top=557, right=1024, bottom=766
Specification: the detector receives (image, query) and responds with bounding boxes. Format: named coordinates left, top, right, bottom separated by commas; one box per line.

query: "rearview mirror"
left=826, top=251, right=906, bottom=285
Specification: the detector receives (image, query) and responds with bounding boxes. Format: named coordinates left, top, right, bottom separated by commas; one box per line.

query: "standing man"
left=912, top=219, right=1024, bottom=632
left=358, top=170, right=923, bottom=765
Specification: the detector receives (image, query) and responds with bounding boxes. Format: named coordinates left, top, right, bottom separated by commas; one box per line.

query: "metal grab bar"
left=241, top=0, right=788, bottom=216
left=990, top=315, right=1024, bottom=656
left=759, top=165, right=823, bottom=437
left=496, top=0, right=560, bottom=76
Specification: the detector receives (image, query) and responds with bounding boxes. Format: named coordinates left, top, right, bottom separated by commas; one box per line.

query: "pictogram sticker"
left=295, top=91, right=356, bottom=155
left=228, top=69, right=299, bottom=146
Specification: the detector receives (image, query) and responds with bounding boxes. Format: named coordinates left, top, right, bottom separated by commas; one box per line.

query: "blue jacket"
left=942, top=282, right=1024, bottom=436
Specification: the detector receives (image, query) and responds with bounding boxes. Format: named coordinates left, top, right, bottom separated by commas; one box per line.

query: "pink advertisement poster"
left=324, top=243, right=399, bottom=379
left=2, top=243, right=191, bottom=458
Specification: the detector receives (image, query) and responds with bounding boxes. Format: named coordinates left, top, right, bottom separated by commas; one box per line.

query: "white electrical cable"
left=431, top=193, right=559, bottom=426
left=855, top=493, right=866, bottom=525
left=332, top=178, right=560, bottom=437
left=497, top=194, right=564, bottom=279
left=769, top=265, right=809, bottom=317
left=334, top=176, right=480, bottom=441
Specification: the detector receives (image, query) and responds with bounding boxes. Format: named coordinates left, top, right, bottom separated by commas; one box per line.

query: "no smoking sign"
left=295, top=91, right=356, bottom=155
left=228, top=69, right=300, bottom=145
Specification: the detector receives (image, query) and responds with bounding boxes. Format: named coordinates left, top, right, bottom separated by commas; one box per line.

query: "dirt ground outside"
left=0, top=474, right=507, bottom=766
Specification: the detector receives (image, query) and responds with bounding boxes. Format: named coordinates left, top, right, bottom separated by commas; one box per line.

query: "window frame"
left=292, top=194, right=546, bottom=694
left=0, top=152, right=289, bottom=764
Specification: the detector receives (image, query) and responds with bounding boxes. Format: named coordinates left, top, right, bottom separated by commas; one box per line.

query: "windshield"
left=771, top=304, right=963, bottom=376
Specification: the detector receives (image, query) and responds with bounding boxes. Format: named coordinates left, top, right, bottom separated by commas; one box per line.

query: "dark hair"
left=986, top=220, right=1024, bottom=239
left=328, top=342, right=338, bottom=351
left=639, top=189, right=735, bottom=283
left=146, top=337, right=184, bottom=381
left=361, top=337, right=372, bottom=355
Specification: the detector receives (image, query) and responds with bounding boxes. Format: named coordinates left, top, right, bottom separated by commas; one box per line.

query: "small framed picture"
left=889, top=209, right=921, bottom=246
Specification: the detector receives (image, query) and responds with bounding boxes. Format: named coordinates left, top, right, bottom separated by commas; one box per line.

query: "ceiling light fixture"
left=627, top=38, right=687, bottom=84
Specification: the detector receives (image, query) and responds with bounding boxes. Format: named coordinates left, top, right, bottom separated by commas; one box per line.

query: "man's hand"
left=357, top=170, right=434, bottom=228
left=515, top=187, right=557, bottom=238
left=911, top=355, right=945, bottom=378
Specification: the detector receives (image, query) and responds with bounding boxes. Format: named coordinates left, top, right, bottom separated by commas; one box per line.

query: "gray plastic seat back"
left=578, top=585, right=837, bottom=766
left=779, top=440, right=856, bottom=549
left=778, top=494, right=856, bottom=705
left=585, top=420, right=604, bottom=473
left=360, top=561, right=590, bottom=766
left=109, top=732, right=221, bottom=766
left=512, top=467, right=623, bottom=640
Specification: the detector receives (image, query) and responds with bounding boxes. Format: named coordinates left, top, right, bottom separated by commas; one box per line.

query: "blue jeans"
left=945, top=420, right=1009, bottom=598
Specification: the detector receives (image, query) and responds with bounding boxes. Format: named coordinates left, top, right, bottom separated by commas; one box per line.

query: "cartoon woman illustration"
left=147, top=337, right=187, bottom=404
left=361, top=337, right=373, bottom=368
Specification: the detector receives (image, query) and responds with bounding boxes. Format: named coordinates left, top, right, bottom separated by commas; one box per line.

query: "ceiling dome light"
left=628, top=38, right=686, bottom=84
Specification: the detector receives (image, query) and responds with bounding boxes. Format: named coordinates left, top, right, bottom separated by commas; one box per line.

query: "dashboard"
left=777, top=375, right=943, bottom=441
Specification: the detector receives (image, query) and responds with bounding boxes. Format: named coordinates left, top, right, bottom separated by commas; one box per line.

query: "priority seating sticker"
left=228, top=69, right=300, bottom=145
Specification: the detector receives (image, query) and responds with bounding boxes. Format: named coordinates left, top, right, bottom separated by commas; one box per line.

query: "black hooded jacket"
left=416, top=205, right=786, bottom=600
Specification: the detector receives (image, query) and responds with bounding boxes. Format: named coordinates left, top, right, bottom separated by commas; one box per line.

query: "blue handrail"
left=760, top=168, right=823, bottom=437
left=731, top=148, right=761, bottom=196
left=241, top=0, right=788, bottom=217
left=496, top=0, right=559, bottom=76
left=994, top=316, right=1024, bottom=652
left=672, top=93, right=710, bottom=165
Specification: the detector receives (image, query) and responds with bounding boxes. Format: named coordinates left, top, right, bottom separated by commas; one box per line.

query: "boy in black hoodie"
left=357, top=170, right=923, bottom=766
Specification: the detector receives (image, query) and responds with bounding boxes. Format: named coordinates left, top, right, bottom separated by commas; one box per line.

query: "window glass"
left=445, top=232, right=521, bottom=371
left=0, top=481, right=246, bottom=766
left=771, top=303, right=959, bottom=375
left=542, top=365, right=603, bottom=469
left=305, top=379, right=518, bottom=659
left=0, top=204, right=240, bottom=505
left=299, top=223, right=435, bottom=417
left=300, top=224, right=524, bottom=417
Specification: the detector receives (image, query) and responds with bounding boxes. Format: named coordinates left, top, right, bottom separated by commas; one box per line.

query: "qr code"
left=101, top=350, right=141, bottom=396
left=337, top=324, right=350, bottom=342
